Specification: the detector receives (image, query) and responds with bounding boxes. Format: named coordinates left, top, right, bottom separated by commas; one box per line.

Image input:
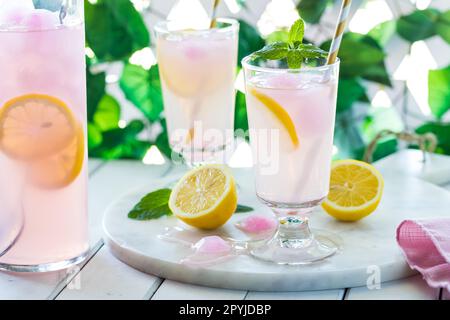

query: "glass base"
left=174, top=143, right=233, bottom=167
left=250, top=228, right=339, bottom=265
left=0, top=250, right=89, bottom=273
left=250, top=198, right=339, bottom=265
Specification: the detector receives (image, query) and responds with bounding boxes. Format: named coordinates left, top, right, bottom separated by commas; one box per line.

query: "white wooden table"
left=1, top=150, right=449, bottom=300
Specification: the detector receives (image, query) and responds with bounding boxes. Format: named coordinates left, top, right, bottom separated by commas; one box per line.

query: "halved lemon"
left=0, top=94, right=78, bottom=160
left=249, top=88, right=299, bottom=148
left=322, top=159, right=384, bottom=222
left=169, top=164, right=238, bottom=230
left=29, top=124, right=85, bottom=189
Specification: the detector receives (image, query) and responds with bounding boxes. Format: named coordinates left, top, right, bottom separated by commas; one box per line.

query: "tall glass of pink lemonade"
left=0, top=0, right=89, bottom=272
left=154, top=19, right=239, bottom=165
left=242, top=54, right=340, bottom=265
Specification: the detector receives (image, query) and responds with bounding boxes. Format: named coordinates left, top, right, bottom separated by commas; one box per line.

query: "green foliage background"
left=84, top=0, right=450, bottom=162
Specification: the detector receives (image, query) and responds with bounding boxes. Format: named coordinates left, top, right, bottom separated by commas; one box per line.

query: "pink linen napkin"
left=397, top=219, right=450, bottom=291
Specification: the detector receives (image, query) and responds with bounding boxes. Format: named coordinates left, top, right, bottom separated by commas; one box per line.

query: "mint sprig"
left=128, top=188, right=172, bottom=220
left=298, top=43, right=328, bottom=58
left=288, top=19, right=305, bottom=47
left=253, top=41, right=288, bottom=60
left=128, top=188, right=254, bottom=220
left=287, top=50, right=303, bottom=69
left=251, top=18, right=328, bottom=69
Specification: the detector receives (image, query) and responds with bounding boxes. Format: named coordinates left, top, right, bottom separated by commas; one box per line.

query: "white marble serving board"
left=103, top=165, right=450, bottom=291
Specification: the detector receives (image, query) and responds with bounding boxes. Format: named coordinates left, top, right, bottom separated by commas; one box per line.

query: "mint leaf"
left=128, top=187, right=255, bottom=220
left=298, top=44, right=328, bottom=58
left=249, top=18, right=329, bottom=70
left=235, top=204, right=254, bottom=213
left=128, top=188, right=172, bottom=220
left=252, top=41, right=288, bottom=60
left=287, top=49, right=303, bottom=69
left=288, top=19, right=305, bottom=47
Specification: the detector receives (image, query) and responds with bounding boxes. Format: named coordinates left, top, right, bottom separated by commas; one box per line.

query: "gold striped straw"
left=209, top=0, right=221, bottom=28
left=327, top=0, right=352, bottom=65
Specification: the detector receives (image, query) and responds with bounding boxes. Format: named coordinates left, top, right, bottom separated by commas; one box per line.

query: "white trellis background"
left=105, top=0, right=450, bottom=166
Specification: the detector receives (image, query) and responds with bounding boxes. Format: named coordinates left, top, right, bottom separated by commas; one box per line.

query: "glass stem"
left=274, top=209, right=314, bottom=249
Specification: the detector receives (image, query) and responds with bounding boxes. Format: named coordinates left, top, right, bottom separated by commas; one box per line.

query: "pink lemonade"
left=241, top=17, right=341, bottom=265
left=245, top=70, right=338, bottom=205
left=155, top=19, right=239, bottom=164
left=0, top=2, right=88, bottom=271
left=242, top=54, right=340, bottom=265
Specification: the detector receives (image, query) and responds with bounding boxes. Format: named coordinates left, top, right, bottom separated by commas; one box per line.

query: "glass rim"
left=153, top=17, right=239, bottom=36
left=241, top=55, right=340, bottom=73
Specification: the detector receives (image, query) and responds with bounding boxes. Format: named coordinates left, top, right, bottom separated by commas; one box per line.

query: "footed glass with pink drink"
left=154, top=19, right=239, bottom=165
left=242, top=21, right=340, bottom=264
left=0, top=0, right=89, bottom=271
left=245, top=69, right=338, bottom=205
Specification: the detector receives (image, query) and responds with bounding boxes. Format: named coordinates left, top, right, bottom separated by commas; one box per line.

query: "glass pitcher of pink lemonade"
left=0, top=0, right=89, bottom=272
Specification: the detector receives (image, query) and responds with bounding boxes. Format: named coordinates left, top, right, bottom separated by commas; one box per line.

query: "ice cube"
left=182, top=42, right=207, bottom=61
left=181, top=236, right=234, bottom=267
left=193, top=236, right=232, bottom=254
left=0, top=1, right=34, bottom=26
left=21, top=9, right=60, bottom=30
left=265, top=73, right=303, bottom=89
left=235, top=214, right=277, bottom=234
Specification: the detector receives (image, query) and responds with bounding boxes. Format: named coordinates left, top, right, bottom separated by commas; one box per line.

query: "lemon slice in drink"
left=0, top=94, right=84, bottom=188
left=29, top=125, right=85, bottom=189
left=249, top=88, right=299, bottom=148
left=322, top=160, right=384, bottom=222
left=158, top=66, right=200, bottom=97
left=169, top=165, right=238, bottom=230
left=0, top=94, right=78, bottom=160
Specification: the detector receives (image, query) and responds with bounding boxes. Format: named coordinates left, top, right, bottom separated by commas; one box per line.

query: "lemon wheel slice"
left=249, top=88, right=299, bottom=148
left=158, top=65, right=201, bottom=97
left=0, top=94, right=84, bottom=188
left=169, top=164, right=238, bottom=230
left=0, top=94, right=78, bottom=160
left=322, top=159, right=384, bottom=221
left=29, top=124, right=85, bottom=189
